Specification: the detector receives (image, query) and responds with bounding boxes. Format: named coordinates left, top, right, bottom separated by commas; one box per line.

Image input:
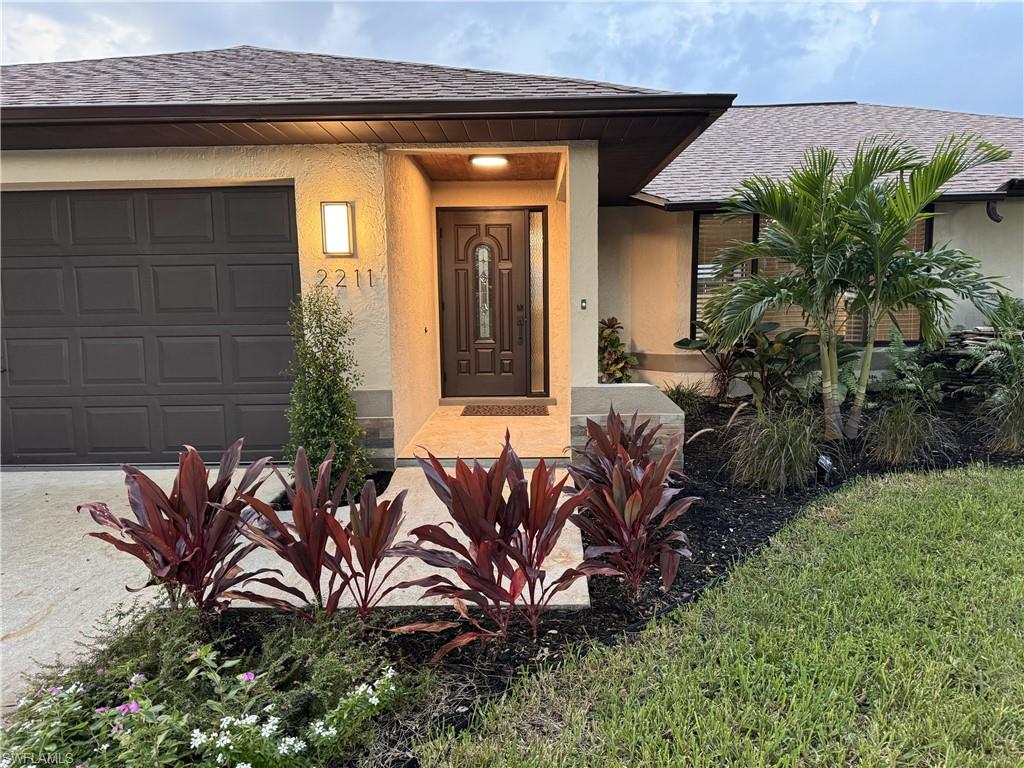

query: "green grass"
left=421, top=466, right=1024, bottom=767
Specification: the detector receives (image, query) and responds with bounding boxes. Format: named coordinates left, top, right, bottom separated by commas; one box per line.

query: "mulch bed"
left=246, top=399, right=1021, bottom=766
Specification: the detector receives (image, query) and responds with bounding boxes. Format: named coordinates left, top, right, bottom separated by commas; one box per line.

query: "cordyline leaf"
left=431, top=632, right=492, bottom=663
left=388, top=621, right=461, bottom=634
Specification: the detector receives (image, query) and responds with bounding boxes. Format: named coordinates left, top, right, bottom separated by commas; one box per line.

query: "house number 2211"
left=315, top=268, right=376, bottom=289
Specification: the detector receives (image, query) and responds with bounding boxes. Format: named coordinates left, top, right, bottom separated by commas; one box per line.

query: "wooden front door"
left=438, top=209, right=529, bottom=397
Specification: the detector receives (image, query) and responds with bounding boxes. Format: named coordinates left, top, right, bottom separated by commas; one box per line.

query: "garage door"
left=1, top=186, right=300, bottom=464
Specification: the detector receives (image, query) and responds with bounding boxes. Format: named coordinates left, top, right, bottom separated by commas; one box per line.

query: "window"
left=691, top=213, right=755, bottom=338
left=474, top=244, right=493, bottom=340
left=691, top=212, right=928, bottom=344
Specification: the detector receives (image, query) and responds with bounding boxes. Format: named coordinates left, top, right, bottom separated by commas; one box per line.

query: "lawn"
left=421, top=466, right=1024, bottom=767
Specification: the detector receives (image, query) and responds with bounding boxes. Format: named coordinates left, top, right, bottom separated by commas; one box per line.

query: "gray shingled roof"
left=0, top=45, right=663, bottom=107
left=643, top=102, right=1024, bottom=204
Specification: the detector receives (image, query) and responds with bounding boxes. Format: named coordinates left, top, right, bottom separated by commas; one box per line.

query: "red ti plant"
left=569, top=407, right=663, bottom=490
left=233, top=446, right=409, bottom=622
left=392, top=434, right=605, bottom=658
left=502, top=451, right=616, bottom=639
left=570, top=434, right=698, bottom=599
left=78, top=439, right=275, bottom=611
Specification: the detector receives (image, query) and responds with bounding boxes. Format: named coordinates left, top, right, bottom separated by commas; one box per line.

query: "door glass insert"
left=475, top=243, right=493, bottom=340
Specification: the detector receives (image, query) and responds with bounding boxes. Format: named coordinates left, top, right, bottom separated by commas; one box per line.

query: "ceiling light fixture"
left=470, top=155, right=509, bottom=168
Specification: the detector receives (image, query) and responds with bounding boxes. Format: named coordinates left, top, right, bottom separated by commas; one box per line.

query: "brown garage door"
left=1, top=186, right=300, bottom=464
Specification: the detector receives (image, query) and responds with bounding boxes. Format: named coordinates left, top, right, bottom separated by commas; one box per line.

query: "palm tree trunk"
left=845, top=323, right=878, bottom=439
left=818, top=336, right=843, bottom=439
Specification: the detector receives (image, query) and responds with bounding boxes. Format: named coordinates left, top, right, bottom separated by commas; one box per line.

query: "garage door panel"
left=156, top=336, right=224, bottom=384
left=75, top=265, right=144, bottom=315
left=1, top=186, right=298, bottom=464
left=162, top=405, right=227, bottom=452
left=84, top=405, right=151, bottom=453
left=68, top=191, right=139, bottom=246
left=223, top=189, right=295, bottom=244
left=233, top=403, right=290, bottom=452
left=227, top=263, right=298, bottom=312
left=2, top=267, right=67, bottom=317
left=1, top=194, right=62, bottom=247
left=153, top=264, right=220, bottom=313
left=4, top=338, right=71, bottom=386
left=148, top=191, right=215, bottom=244
left=232, top=335, right=293, bottom=383
left=80, top=337, right=147, bottom=385
left=6, top=406, right=77, bottom=456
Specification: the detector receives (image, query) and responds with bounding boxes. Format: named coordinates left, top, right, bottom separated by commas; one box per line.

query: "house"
left=1, top=47, right=1021, bottom=467
left=601, top=102, right=1024, bottom=386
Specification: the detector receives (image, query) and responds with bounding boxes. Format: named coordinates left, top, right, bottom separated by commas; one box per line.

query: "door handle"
left=517, top=316, right=525, bottom=345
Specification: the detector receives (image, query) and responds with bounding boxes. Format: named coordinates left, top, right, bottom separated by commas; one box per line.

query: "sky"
left=2, top=1, right=1022, bottom=117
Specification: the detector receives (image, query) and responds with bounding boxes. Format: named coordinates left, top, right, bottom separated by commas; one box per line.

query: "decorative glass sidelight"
left=475, top=243, right=493, bottom=340
left=529, top=211, right=547, bottom=394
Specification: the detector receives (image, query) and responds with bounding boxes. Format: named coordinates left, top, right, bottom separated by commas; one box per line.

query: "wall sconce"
left=321, top=201, right=355, bottom=256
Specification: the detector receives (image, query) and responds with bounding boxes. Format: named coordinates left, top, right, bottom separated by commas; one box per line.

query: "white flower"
left=277, top=736, right=307, bottom=756
left=16, top=697, right=29, bottom=708
left=99, top=742, right=111, bottom=752
left=262, top=702, right=275, bottom=713
left=237, top=714, right=258, bottom=726
left=215, top=733, right=232, bottom=748
left=190, top=729, right=210, bottom=749
left=368, top=696, right=380, bottom=706
left=216, top=754, right=225, bottom=766
left=236, top=764, right=253, bottom=768
left=219, top=716, right=235, bottom=729
left=259, top=715, right=280, bottom=738
left=0, top=757, right=13, bottom=768
left=384, top=666, right=397, bottom=679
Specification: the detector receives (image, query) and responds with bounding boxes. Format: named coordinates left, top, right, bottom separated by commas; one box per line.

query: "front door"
left=438, top=209, right=529, bottom=397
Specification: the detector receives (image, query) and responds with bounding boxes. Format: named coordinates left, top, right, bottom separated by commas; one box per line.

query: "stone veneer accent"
left=570, top=384, right=685, bottom=466
left=354, top=389, right=396, bottom=469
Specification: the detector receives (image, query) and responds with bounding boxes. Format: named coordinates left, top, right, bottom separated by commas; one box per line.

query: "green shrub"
left=285, top=288, right=371, bottom=492
left=0, top=606, right=413, bottom=768
left=662, top=379, right=708, bottom=413
left=598, top=317, right=638, bottom=383
left=864, top=398, right=956, bottom=466
left=958, top=318, right=1024, bottom=453
left=727, top=406, right=820, bottom=493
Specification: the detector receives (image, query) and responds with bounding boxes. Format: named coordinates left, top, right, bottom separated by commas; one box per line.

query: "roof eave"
left=634, top=186, right=1019, bottom=211
left=0, top=93, right=737, bottom=126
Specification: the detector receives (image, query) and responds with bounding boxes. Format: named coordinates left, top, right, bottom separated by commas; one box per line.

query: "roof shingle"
left=643, top=102, right=1024, bottom=203
left=0, top=45, right=663, bottom=107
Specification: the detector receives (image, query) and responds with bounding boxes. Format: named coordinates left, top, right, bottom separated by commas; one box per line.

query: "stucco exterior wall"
left=597, top=205, right=697, bottom=386
left=568, top=143, right=601, bottom=388
left=383, top=153, right=440, bottom=451
left=933, top=199, right=1024, bottom=327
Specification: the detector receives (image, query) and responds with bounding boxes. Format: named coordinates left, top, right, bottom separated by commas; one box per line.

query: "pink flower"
left=47, top=686, right=63, bottom=696
left=129, top=673, right=146, bottom=688
left=240, top=671, right=255, bottom=683
left=95, top=706, right=109, bottom=714
left=116, top=701, right=141, bottom=715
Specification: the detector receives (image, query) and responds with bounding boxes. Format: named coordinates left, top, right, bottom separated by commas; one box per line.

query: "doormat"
left=461, top=405, right=549, bottom=417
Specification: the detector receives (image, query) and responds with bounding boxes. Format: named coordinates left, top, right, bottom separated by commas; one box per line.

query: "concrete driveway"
left=1, top=467, right=182, bottom=704
left=0, top=464, right=587, bottom=704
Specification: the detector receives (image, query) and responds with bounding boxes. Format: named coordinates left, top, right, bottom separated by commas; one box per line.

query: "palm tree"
left=705, top=141, right=921, bottom=439
left=841, top=135, right=1009, bottom=437
left=705, top=134, right=1008, bottom=440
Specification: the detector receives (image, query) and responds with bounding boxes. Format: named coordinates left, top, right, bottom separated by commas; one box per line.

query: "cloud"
left=0, top=2, right=1019, bottom=115
left=2, top=6, right=155, bottom=64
